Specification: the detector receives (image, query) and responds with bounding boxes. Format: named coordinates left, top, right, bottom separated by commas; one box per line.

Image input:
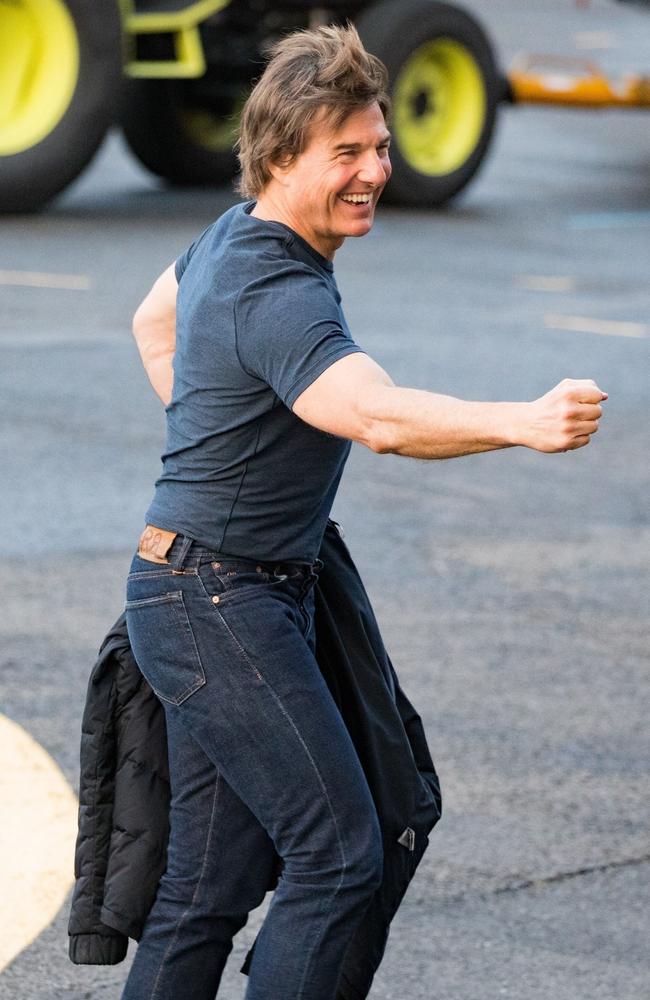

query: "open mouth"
left=338, top=193, right=373, bottom=205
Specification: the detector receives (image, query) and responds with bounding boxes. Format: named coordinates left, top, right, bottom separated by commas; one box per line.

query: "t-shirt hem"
left=140, top=511, right=221, bottom=552
left=139, top=507, right=321, bottom=562
left=284, top=345, right=365, bottom=409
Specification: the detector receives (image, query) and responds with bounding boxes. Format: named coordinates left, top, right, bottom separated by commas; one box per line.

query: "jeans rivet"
left=256, top=565, right=263, bottom=573
left=212, top=561, right=221, bottom=570
left=212, top=595, right=220, bottom=604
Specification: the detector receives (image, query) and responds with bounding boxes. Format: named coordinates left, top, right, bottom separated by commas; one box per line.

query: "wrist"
left=497, top=401, right=528, bottom=448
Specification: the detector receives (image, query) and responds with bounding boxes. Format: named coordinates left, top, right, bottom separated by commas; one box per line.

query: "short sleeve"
left=174, top=223, right=215, bottom=282
left=234, top=263, right=363, bottom=408
left=175, top=246, right=192, bottom=282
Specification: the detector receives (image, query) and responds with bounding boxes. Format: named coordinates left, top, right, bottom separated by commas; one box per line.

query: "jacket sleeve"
left=100, top=644, right=170, bottom=940
left=68, top=613, right=171, bottom=964
left=67, top=616, right=130, bottom=965
left=389, top=655, right=442, bottom=821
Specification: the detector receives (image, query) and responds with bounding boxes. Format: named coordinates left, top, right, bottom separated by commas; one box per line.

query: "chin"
left=348, top=220, right=374, bottom=238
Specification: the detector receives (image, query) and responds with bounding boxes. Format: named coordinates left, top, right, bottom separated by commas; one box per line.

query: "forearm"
left=363, top=384, right=523, bottom=458
left=142, top=352, right=174, bottom=407
left=132, top=321, right=175, bottom=405
left=132, top=263, right=178, bottom=406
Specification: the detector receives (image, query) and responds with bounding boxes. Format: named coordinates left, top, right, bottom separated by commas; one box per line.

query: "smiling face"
left=253, top=101, right=392, bottom=260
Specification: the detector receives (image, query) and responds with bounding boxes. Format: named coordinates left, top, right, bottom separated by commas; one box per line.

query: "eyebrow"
left=332, top=134, right=392, bottom=151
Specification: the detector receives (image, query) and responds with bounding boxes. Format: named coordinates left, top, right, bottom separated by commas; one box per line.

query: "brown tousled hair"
left=236, top=23, right=390, bottom=198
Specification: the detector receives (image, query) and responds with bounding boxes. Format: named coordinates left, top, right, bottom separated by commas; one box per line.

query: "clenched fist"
left=521, top=379, right=607, bottom=453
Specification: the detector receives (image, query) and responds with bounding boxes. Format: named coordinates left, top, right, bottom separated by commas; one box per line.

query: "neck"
left=251, top=189, right=342, bottom=261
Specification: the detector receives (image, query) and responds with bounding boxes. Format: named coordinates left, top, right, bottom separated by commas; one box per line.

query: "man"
left=124, top=23, right=606, bottom=1000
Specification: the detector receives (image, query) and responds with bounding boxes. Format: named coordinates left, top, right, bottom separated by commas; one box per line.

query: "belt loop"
left=170, top=534, right=193, bottom=569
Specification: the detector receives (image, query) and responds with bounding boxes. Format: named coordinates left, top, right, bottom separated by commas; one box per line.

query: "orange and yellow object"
left=508, top=53, right=650, bottom=108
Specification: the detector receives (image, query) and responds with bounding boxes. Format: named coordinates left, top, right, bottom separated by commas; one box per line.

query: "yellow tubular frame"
left=120, top=0, right=231, bottom=79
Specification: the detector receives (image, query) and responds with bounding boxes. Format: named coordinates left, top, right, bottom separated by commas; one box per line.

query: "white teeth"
left=340, top=194, right=371, bottom=204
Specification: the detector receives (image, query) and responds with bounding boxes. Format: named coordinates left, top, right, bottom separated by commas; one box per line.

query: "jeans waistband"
left=164, top=533, right=323, bottom=578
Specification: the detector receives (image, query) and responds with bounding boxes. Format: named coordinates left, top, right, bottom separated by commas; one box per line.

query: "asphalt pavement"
left=0, top=1, right=648, bottom=997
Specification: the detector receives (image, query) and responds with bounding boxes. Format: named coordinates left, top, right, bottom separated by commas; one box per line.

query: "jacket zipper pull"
left=397, top=827, right=415, bottom=852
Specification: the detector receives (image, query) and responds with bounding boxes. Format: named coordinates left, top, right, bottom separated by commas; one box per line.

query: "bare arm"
left=291, top=353, right=607, bottom=457
left=132, top=264, right=178, bottom=405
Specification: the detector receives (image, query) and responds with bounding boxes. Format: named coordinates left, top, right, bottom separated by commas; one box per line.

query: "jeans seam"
left=149, top=770, right=222, bottom=1000
left=296, top=869, right=347, bottom=1000
left=211, top=605, right=350, bottom=997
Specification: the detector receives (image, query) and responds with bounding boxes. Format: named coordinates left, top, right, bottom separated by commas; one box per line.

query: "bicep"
left=291, top=352, right=394, bottom=448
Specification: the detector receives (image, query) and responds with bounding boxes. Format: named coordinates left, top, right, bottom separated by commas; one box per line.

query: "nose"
left=357, top=149, right=391, bottom=187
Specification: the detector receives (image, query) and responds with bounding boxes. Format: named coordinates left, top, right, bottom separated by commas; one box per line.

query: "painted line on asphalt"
left=574, top=31, right=616, bottom=50
left=545, top=314, right=649, bottom=338
left=0, top=713, right=78, bottom=972
left=515, top=275, right=576, bottom=293
left=0, top=332, right=125, bottom=349
left=568, top=212, right=650, bottom=231
left=0, top=270, right=92, bottom=290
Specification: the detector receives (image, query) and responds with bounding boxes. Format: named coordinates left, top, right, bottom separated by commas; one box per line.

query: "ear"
left=267, top=152, right=295, bottom=187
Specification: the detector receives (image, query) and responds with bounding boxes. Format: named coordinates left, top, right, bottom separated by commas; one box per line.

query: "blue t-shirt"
left=145, top=201, right=364, bottom=562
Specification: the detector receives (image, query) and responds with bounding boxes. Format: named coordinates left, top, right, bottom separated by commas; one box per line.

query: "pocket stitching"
left=125, top=590, right=206, bottom=706
left=125, top=590, right=183, bottom=608
left=200, top=567, right=302, bottom=609
left=167, top=595, right=206, bottom=704
left=127, top=570, right=193, bottom=581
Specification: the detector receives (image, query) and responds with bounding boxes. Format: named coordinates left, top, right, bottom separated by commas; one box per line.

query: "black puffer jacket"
left=67, top=618, right=169, bottom=965
left=68, top=522, right=441, bottom=995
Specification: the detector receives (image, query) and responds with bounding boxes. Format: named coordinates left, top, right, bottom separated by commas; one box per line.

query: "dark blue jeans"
left=122, top=535, right=384, bottom=1000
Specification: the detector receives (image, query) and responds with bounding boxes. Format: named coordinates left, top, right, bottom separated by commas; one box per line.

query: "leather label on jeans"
left=137, top=525, right=178, bottom=564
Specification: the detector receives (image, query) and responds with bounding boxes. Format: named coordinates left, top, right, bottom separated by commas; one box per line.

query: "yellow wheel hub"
left=180, top=93, right=247, bottom=154
left=181, top=107, right=239, bottom=153
left=393, top=38, right=486, bottom=177
left=0, top=0, right=79, bottom=156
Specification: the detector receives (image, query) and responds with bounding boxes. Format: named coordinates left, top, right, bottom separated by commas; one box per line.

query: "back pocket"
left=125, top=590, right=206, bottom=706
